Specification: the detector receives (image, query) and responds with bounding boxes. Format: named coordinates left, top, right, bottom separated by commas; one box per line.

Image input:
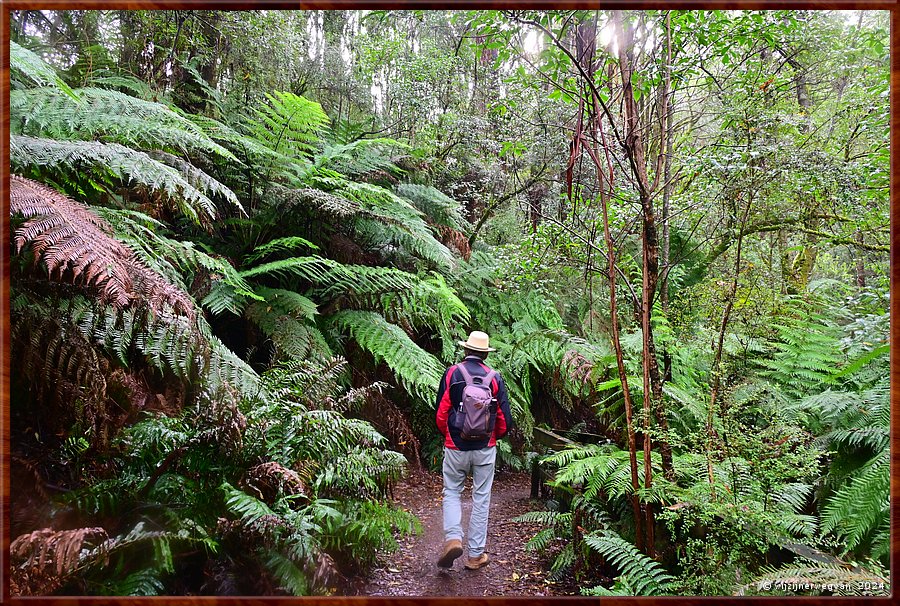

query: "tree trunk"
left=612, top=10, right=670, bottom=552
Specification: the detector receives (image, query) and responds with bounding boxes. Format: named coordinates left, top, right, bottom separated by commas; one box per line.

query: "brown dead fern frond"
left=244, top=461, right=310, bottom=504
left=359, top=390, right=421, bottom=467
left=10, top=526, right=108, bottom=595
left=11, top=175, right=194, bottom=318
left=438, top=225, right=471, bottom=260
left=562, top=349, right=594, bottom=392
left=312, top=551, right=342, bottom=592
left=12, top=308, right=111, bottom=441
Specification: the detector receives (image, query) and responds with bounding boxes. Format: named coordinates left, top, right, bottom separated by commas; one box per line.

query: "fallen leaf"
left=511, top=572, right=520, bottom=581
left=388, top=568, right=400, bottom=573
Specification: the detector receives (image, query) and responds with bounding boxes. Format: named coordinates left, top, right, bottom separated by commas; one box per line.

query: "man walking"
left=435, top=330, right=513, bottom=570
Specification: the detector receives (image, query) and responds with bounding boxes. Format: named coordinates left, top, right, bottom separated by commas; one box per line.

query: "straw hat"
left=459, top=330, right=496, bottom=352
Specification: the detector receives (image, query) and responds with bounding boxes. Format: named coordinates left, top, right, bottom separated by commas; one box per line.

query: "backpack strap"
left=482, top=369, right=497, bottom=392
left=456, top=362, right=475, bottom=386
left=458, top=363, right=496, bottom=390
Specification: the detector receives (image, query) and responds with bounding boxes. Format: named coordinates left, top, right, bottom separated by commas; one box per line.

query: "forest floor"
left=345, top=468, right=582, bottom=597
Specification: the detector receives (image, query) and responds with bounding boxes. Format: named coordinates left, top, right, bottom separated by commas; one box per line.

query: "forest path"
left=349, top=468, right=575, bottom=597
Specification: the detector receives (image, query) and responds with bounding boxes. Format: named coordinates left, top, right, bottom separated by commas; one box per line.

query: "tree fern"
left=186, top=113, right=284, bottom=166
left=146, top=149, right=244, bottom=215
left=548, top=444, right=657, bottom=501
left=238, top=255, right=422, bottom=303
left=13, top=299, right=110, bottom=422
left=244, top=237, right=319, bottom=264
left=11, top=87, right=236, bottom=160
left=335, top=271, right=469, bottom=361
left=245, top=302, right=329, bottom=362
left=315, top=137, right=406, bottom=179
left=354, top=218, right=454, bottom=269
left=338, top=181, right=454, bottom=269
left=88, top=208, right=258, bottom=315
left=84, top=73, right=154, bottom=100
left=266, top=184, right=356, bottom=217
left=583, top=531, right=673, bottom=595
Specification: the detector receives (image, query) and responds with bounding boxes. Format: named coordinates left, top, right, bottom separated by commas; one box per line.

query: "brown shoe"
left=437, top=539, right=463, bottom=568
left=464, top=553, right=490, bottom=570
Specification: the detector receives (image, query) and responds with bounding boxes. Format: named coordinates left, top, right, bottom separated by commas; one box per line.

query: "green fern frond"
left=513, top=510, right=572, bottom=526
left=262, top=550, right=309, bottom=596
left=245, top=304, right=329, bottom=362
left=86, top=73, right=154, bottom=99
left=96, top=568, right=165, bottom=596
left=146, top=149, right=244, bottom=215
left=205, top=334, right=264, bottom=399
left=820, top=450, right=889, bottom=552
left=239, top=256, right=422, bottom=304
left=186, top=113, right=283, bottom=165
left=10, top=41, right=77, bottom=98
left=584, top=532, right=673, bottom=595
left=248, top=91, right=329, bottom=158
left=773, top=482, right=813, bottom=513
left=11, top=87, right=235, bottom=160
left=549, top=542, right=576, bottom=579
left=244, top=237, right=319, bottom=264
left=341, top=271, right=469, bottom=359
left=11, top=136, right=224, bottom=224
left=267, top=184, right=358, bottom=218
left=221, top=482, right=277, bottom=525
left=757, top=298, right=844, bottom=397
left=254, top=287, right=318, bottom=320
left=355, top=218, right=455, bottom=269
left=88, top=211, right=257, bottom=315
left=776, top=513, right=818, bottom=538
left=315, top=137, right=406, bottom=179
left=331, top=310, right=444, bottom=407
left=524, top=528, right=556, bottom=553
left=395, top=183, right=469, bottom=230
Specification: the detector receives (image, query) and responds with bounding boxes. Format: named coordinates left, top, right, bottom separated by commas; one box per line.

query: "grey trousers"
left=442, top=446, right=496, bottom=557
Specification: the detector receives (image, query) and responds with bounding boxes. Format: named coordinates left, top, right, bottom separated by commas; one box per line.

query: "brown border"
left=1, top=2, right=897, bottom=605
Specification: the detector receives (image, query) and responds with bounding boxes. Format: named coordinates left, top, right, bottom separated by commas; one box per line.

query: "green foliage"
left=340, top=181, right=455, bottom=269
left=756, top=298, right=844, bottom=398
left=10, top=7, right=890, bottom=598
left=316, top=137, right=406, bottom=179
left=820, top=451, right=888, bottom=556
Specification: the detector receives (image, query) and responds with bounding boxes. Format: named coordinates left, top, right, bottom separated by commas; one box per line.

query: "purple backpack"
left=451, top=364, right=498, bottom=441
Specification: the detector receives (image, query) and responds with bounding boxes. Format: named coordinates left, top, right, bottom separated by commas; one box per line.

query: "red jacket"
left=435, top=356, right=513, bottom=450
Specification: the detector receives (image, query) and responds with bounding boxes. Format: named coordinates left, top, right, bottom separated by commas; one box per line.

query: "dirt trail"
left=348, top=469, right=577, bottom=597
